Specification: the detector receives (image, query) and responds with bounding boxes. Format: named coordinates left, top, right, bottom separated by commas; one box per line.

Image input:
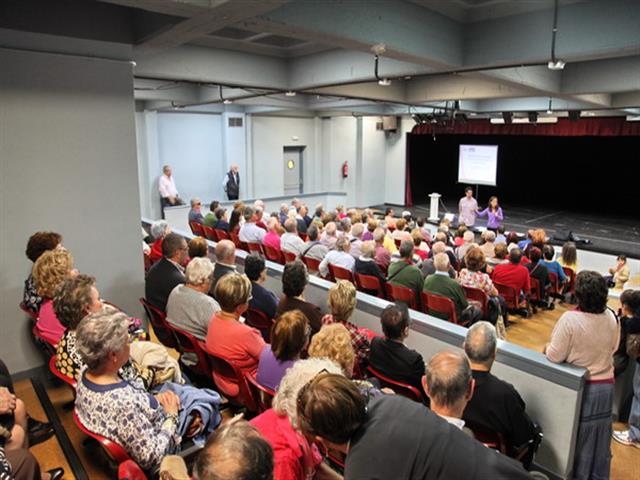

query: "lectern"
left=429, top=193, right=441, bottom=222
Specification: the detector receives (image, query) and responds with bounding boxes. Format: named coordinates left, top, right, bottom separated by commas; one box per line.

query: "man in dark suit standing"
left=145, top=233, right=187, bottom=311
left=223, top=164, right=240, bottom=200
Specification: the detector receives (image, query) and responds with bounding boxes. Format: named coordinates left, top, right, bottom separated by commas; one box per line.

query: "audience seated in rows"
left=296, top=373, right=532, bottom=480
left=32, top=248, right=78, bottom=345
left=166, top=257, right=220, bottom=342
left=23, top=231, right=63, bottom=315
left=194, top=419, right=273, bottom=480
left=301, top=224, right=328, bottom=261
left=55, top=275, right=153, bottom=387
left=245, top=255, right=279, bottom=321
left=276, top=261, right=322, bottom=334
left=239, top=206, right=266, bottom=244
left=321, top=281, right=370, bottom=375
left=545, top=271, right=619, bottom=480
left=368, top=305, right=426, bottom=398
left=210, top=240, right=237, bottom=295
left=257, top=310, right=310, bottom=391
left=188, top=198, right=204, bottom=225
left=387, top=241, right=423, bottom=302
left=149, top=221, right=170, bottom=263
left=319, top=237, right=355, bottom=278
left=211, top=207, right=230, bottom=232
left=541, top=245, right=567, bottom=285
left=75, top=310, right=222, bottom=471
left=421, top=242, right=456, bottom=279
left=202, top=201, right=219, bottom=228
left=525, top=248, right=551, bottom=308
left=250, top=359, right=343, bottom=480
left=354, top=240, right=387, bottom=292
left=491, top=248, right=531, bottom=305
left=281, top=218, right=305, bottom=257
left=423, top=253, right=468, bottom=321
left=423, top=351, right=474, bottom=435
left=320, top=222, right=338, bottom=250
left=145, top=233, right=187, bottom=312
left=463, top=322, right=541, bottom=468
left=263, top=217, right=282, bottom=252
left=373, top=227, right=391, bottom=272
left=206, top=273, right=265, bottom=397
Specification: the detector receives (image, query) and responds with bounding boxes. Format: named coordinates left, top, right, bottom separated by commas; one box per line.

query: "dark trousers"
left=5, top=449, right=41, bottom=480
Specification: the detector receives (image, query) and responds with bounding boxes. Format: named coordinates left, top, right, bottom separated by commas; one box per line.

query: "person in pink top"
left=206, top=273, right=265, bottom=399
left=32, top=249, right=78, bottom=345
left=545, top=271, right=619, bottom=480
left=262, top=217, right=283, bottom=252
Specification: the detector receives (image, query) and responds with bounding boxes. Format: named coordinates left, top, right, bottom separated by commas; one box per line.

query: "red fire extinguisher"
left=342, top=161, right=349, bottom=178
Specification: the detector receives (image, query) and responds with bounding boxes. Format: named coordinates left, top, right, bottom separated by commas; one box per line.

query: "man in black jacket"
left=145, top=233, right=187, bottom=311
left=223, top=164, right=240, bottom=200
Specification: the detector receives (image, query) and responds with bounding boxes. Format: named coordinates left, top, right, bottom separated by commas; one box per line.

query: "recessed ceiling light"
left=547, top=59, right=565, bottom=70
left=223, top=99, right=233, bottom=104
left=378, top=78, right=392, bottom=86
left=285, top=91, right=296, bottom=97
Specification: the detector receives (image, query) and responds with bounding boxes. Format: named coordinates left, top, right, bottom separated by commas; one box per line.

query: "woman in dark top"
left=525, top=247, right=551, bottom=309
left=212, top=207, right=230, bottom=232
left=276, top=260, right=322, bottom=334
left=228, top=208, right=242, bottom=234
left=354, top=241, right=386, bottom=295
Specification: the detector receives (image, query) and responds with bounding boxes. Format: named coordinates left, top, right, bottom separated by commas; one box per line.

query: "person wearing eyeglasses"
left=205, top=274, right=265, bottom=398
left=188, top=198, right=204, bottom=225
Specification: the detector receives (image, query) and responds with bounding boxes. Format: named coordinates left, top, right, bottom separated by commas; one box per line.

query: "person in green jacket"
left=387, top=241, right=423, bottom=307
left=423, top=253, right=468, bottom=321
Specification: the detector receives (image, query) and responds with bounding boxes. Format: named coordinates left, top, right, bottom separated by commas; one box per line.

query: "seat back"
left=283, top=251, right=297, bottom=263
left=462, top=285, right=489, bottom=318
left=465, top=421, right=507, bottom=454
left=244, top=374, right=275, bottom=413
left=170, top=326, right=211, bottom=379
left=394, top=238, right=402, bottom=248
left=328, top=264, right=355, bottom=284
left=495, top=282, right=520, bottom=310
left=48, top=355, right=77, bottom=390
left=202, top=345, right=257, bottom=411
left=562, top=267, right=576, bottom=293
left=245, top=308, right=274, bottom=342
left=138, top=298, right=179, bottom=350
left=354, top=273, right=385, bottom=299
left=190, top=222, right=205, bottom=237
left=118, top=460, right=148, bottom=480
left=73, top=410, right=133, bottom=466
left=214, top=229, right=230, bottom=241
left=202, top=225, right=218, bottom=242
left=366, top=366, right=422, bottom=402
left=247, top=242, right=264, bottom=256
left=385, top=283, right=417, bottom=310
left=230, top=232, right=249, bottom=252
left=424, top=293, right=459, bottom=324
left=548, top=271, right=560, bottom=295
left=529, top=277, right=543, bottom=302
left=298, top=233, right=309, bottom=242
left=302, top=256, right=321, bottom=273
left=264, top=245, right=285, bottom=264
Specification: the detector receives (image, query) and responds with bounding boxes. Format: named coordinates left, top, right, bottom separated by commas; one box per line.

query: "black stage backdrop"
left=407, top=134, right=640, bottom=216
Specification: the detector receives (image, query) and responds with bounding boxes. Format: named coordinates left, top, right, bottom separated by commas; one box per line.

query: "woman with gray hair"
left=75, top=311, right=222, bottom=471
left=166, top=257, right=220, bottom=341
left=250, top=358, right=343, bottom=480
left=149, top=220, right=171, bottom=263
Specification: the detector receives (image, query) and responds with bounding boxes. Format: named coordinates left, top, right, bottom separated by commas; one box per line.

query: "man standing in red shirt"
left=492, top=248, right=531, bottom=316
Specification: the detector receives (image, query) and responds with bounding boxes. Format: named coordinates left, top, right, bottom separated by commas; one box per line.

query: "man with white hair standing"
left=166, top=257, right=220, bottom=341
left=222, top=164, right=240, bottom=200
left=463, top=322, right=540, bottom=468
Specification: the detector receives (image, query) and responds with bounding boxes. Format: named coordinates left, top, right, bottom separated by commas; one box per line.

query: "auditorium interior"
left=1, top=0, right=639, bottom=479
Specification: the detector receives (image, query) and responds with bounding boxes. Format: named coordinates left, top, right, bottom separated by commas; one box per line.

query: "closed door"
left=283, top=146, right=304, bottom=195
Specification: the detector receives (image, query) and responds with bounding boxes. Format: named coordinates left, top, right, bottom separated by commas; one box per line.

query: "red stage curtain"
left=411, top=117, right=640, bottom=137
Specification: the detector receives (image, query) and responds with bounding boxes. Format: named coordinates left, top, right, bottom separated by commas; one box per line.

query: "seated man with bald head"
left=210, top=239, right=237, bottom=295
left=422, top=350, right=474, bottom=434
left=421, top=242, right=456, bottom=279
left=194, top=419, right=274, bottom=480
left=280, top=218, right=306, bottom=257
left=462, top=322, right=540, bottom=468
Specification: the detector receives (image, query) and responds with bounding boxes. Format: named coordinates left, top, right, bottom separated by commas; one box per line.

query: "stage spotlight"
left=502, top=112, right=513, bottom=124
left=568, top=110, right=581, bottom=121
left=528, top=112, right=538, bottom=123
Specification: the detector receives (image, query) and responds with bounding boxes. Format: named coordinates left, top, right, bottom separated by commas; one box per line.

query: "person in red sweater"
left=492, top=248, right=531, bottom=315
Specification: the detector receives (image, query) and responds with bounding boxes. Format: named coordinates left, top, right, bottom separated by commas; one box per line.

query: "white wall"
left=359, top=117, right=388, bottom=207
left=385, top=117, right=411, bottom=205
left=322, top=116, right=358, bottom=207
left=0, top=49, right=144, bottom=373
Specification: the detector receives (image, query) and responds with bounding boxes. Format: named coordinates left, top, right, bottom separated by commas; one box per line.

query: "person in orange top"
left=205, top=273, right=265, bottom=399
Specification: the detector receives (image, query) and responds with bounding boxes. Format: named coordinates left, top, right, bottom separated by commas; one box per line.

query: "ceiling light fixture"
left=371, top=43, right=391, bottom=86
left=223, top=99, right=233, bottom=104
left=378, top=78, right=392, bottom=86
left=546, top=98, right=553, bottom=114
left=285, top=90, right=296, bottom=97
left=547, top=0, right=566, bottom=70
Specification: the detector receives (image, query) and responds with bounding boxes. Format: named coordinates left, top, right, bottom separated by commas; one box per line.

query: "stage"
left=373, top=201, right=640, bottom=259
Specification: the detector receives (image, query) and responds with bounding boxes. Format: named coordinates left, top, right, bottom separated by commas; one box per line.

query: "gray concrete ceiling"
left=1, top=0, right=639, bottom=118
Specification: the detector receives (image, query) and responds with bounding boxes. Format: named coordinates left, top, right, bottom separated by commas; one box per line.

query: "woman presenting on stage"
left=477, top=196, right=503, bottom=232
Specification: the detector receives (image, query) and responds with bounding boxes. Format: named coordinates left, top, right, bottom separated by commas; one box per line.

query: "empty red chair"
left=169, top=325, right=212, bottom=379
left=462, top=285, right=489, bottom=319
left=230, top=232, right=249, bottom=252
left=247, top=242, right=265, bottom=256
left=423, top=292, right=459, bottom=324
left=190, top=222, right=205, bottom=237
left=214, top=229, right=230, bottom=241
left=139, top=298, right=179, bottom=350
left=245, top=308, right=274, bottom=342
left=283, top=251, right=297, bottom=263
left=385, top=283, right=417, bottom=310
left=264, top=245, right=285, bottom=264
left=355, top=273, right=385, bottom=299
left=394, top=238, right=402, bottom=248
left=202, top=225, right=218, bottom=242
left=302, top=256, right=321, bottom=273
left=298, top=233, right=309, bottom=242
left=244, top=374, right=275, bottom=413
left=328, top=264, right=355, bottom=284
left=202, top=345, right=258, bottom=411
left=366, top=366, right=423, bottom=402
left=562, top=267, right=576, bottom=294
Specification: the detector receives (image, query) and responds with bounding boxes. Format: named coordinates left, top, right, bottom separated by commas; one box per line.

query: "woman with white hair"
left=455, top=230, right=476, bottom=262
left=166, top=257, right=220, bottom=341
left=75, top=310, right=222, bottom=471
left=250, top=358, right=344, bottom=480
left=149, top=220, right=171, bottom=263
